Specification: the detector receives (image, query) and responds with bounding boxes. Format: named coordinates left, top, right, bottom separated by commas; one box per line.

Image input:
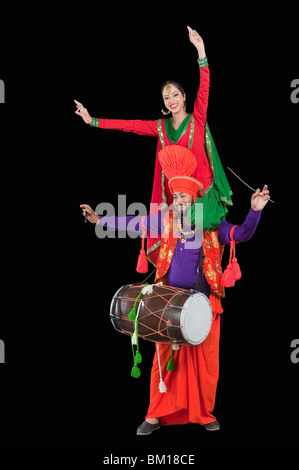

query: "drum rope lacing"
left=121, top=285, right=186, bottom=342
left=113, top=283, right=211, bottom=392
left=128, top=284, right=182, bottom=381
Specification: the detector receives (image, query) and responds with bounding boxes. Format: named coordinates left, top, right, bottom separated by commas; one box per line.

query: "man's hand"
left=80, top=204, right=99, bottom=223
left=251, top=185, right=270, bottom=211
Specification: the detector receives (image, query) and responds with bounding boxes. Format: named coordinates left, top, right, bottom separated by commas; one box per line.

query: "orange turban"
left=158, top=145, right=204, bottom=200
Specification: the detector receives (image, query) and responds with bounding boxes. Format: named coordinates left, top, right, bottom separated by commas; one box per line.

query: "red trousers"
left=145, top=314, right=220, bottom=426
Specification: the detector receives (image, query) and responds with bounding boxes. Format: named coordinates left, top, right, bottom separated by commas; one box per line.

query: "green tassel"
left=131, top=341, right=142, bottom=378
left=167, top=357, right=175, bottom=371
left=166, top=345, right=175, bottom=371
left=128, top=307, right=136, bottom=321
left=128, top=284, right=149, bottom=380
left=134, top=351, right=142, bottom=364
left=127, top=284, right=148, bottom=321
left=131, top=364, right=141, bottom=378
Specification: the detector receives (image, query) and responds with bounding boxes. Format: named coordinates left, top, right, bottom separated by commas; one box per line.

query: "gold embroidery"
left=155, top=212, right=179, bottom=282
left=188, top=114, right=194, bottom=150
left=202, top=230, right=225, bottom=298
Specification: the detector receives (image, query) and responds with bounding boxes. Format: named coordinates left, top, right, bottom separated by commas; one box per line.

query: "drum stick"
left=227, top=167, right=275, bottom=203
left=141, top=267, right=156, bottom=284
left=84, top=212, right=90, bottom=223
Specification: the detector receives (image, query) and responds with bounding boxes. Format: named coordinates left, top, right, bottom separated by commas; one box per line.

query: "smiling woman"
left=161, top=80, right=187, bottom=117
left=74, top=26, right=233, bottom=266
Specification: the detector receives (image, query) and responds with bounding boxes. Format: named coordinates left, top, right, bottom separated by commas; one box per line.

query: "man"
left=80, top=146, right=270, bottom=434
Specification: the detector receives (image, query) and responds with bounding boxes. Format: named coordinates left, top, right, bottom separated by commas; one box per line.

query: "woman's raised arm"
left=187, top=26, right=206, bottom=60
left=186, top=27, right=209, bottom=128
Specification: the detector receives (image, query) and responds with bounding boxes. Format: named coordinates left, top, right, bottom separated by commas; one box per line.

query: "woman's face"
left=162, top=84, right=186, bottom=115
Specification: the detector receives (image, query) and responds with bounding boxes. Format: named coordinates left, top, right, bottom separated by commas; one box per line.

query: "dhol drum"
left=110, top=284, right=212, bottom=346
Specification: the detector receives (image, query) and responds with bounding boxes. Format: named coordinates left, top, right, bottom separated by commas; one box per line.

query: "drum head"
left=180, top=293, right=212, bottom=345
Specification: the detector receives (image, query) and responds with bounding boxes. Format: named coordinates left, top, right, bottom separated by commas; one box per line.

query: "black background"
left=0, top=4, right=298, bottom=465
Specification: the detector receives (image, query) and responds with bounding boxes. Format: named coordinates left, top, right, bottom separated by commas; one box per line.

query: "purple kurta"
left=98, top=208, right=261, bottom=290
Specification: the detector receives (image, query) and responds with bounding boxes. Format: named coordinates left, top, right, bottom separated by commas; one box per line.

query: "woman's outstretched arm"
left=74, top=100, right=158, bottom=136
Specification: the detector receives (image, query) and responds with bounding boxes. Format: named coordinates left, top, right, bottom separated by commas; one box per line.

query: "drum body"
left=110, top=284, right=212, bottom=346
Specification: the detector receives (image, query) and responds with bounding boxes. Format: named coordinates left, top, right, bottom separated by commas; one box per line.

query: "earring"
left=161, top=108, right=171, bottom=116
left=183, top=102, right=186, bottom=112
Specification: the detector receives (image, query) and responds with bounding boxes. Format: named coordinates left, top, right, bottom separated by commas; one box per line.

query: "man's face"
left=173, top=192, right=193, bottom=216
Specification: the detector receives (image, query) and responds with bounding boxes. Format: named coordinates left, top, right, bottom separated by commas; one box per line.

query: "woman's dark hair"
left=161, top=80, right=185, bottom=97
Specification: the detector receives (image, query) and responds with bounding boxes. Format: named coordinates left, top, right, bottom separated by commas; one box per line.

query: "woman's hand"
left=251, top=185, right=270, bottom=211
left=74, top=100, right=92, bottom=125
left=187, top=26, right=206, bottom=59
left=80, top=204, right=99, bottom=223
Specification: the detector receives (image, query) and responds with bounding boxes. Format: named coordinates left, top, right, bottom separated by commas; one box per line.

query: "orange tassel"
left=136, top=248, right=148, bottom=273
left=221, top=264, right=235, bottom=287
left=136, top=216, right=148, bottom=273
left=221, top=225, right=241, bottom=288
left=231, top=257, right=242, bottom=280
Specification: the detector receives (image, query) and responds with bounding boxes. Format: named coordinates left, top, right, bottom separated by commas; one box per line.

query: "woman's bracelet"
left=91, top=117, right=99, bottom=127
left=197, top=57, right=208, bottom=68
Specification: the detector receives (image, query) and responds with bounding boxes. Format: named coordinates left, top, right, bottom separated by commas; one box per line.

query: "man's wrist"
left=250, top=206, right=262, bottom=213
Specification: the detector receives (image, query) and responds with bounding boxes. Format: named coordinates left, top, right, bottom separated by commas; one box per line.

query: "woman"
left=75, top=26, right=233, bottom=266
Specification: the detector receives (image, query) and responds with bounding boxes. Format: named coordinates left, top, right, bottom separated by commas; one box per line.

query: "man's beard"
left=174, top=202, right=192, bottom=217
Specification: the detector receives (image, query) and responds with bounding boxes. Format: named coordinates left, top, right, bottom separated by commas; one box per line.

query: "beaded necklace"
left=177, top=216, right=199, bottom=243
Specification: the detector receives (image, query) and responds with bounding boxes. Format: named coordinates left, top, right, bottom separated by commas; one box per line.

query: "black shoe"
left=204, top=420, right=220, bottom=431
left=136, top=420, right=160, bottom=436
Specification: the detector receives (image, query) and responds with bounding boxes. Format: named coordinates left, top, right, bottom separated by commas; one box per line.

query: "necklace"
left=177, top=217, right=199, bottom=243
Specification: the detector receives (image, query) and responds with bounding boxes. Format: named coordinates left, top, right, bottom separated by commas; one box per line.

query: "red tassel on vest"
left=221, top=225, right=242, bottom=287
left=136, top=216, right=148, bottom=273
